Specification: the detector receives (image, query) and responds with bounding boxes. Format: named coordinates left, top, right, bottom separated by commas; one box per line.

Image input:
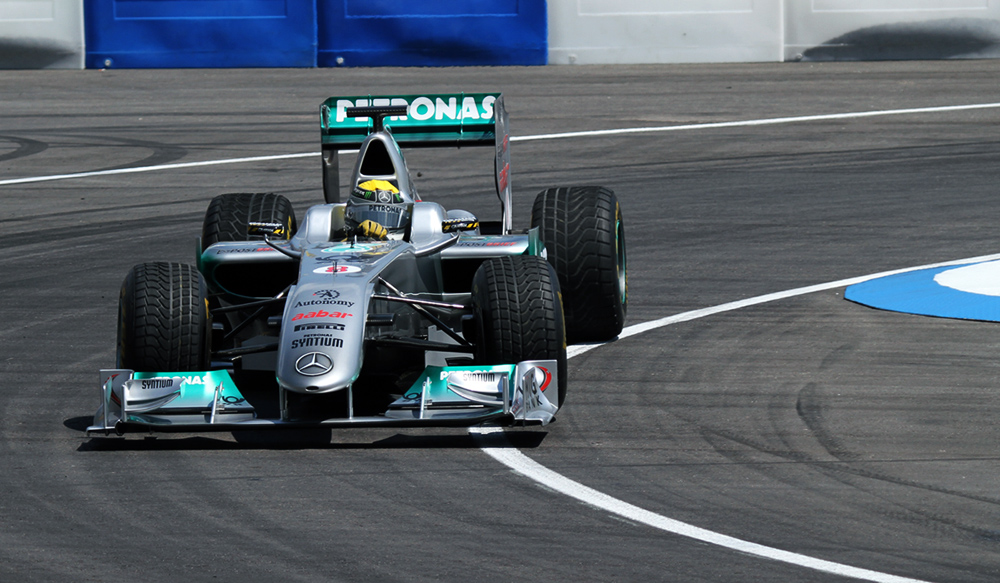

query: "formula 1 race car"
left=88, top=93, right=627, bottom=437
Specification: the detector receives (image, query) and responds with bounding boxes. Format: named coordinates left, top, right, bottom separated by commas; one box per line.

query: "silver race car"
left=88, top=93, right=627, bottom=437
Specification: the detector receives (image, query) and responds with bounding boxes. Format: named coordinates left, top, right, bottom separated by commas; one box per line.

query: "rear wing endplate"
left=320, top=93, right=512, bottom=233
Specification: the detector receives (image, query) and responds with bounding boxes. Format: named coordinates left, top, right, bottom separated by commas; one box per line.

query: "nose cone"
left=276, top=267, right=367, bottom=394
left=279, top=347, right=355, bottom=394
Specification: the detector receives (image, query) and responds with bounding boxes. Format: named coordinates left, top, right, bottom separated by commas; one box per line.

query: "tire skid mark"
left=0, top=134, right=47, bottom=162
left=795, top=382, right=861, bottom=463
left=699, top=417, right=1000, bottom=540
left=0, top=212, right=197, bottom=251
left=483, top=253, right=1000, bottom=583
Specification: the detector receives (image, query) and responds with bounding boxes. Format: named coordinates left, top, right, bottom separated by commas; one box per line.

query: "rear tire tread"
left=531, top=186, right=627, bottom=343
left=202, top=192, right=296, bottom=248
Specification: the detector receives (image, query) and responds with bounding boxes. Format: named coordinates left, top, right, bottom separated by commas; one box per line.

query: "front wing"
left=86, top=361, right=559, bottom=436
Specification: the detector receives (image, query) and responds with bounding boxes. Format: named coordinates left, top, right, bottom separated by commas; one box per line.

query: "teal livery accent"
left=129, top=370, right=252, bottom=419
left=388, top=364, right=515, bottom=413
left=320, top=93, right=502, bottom=148
left=527, top=226, right=544, bottom=257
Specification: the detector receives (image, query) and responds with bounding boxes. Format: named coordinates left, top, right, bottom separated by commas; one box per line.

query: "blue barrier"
left=84, top=0, right=317, bottom=68
left=318, top=0, right=547, bottom=66
left=83, top=1, right=547, bottom=68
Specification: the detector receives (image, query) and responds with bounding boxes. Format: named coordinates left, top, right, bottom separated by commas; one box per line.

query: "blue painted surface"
left=84, top=0, right=317, bottom=68
left=845, top=263, right=1000, bottom=322
left=317, top=0, right=547, bottom=66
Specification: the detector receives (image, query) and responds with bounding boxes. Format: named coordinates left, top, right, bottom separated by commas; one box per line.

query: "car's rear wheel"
left=117, top=262, right=210, bottom=372
left=531, top=186, right=627, bottom=343
left=201, top=192, right=296, bottom=249
left=471, top=255, right=567, bottom=406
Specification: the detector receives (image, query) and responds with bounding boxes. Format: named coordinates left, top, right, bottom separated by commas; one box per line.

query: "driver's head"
left=345, top=179, right=411, bottom=232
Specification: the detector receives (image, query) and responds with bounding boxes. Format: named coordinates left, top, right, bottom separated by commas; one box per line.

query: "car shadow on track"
left=65, top=416, right=547, bottom=451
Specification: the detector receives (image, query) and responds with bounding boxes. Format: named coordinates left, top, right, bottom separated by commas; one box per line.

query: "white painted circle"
left=933, top=260, right=1000, bottom=296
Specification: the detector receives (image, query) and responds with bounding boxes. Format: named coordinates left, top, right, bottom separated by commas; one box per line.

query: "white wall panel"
left=0, top=0, right=83, bottom=68
left=548, top=0, right=783, bottom=64
left=785, top=0, right=1000, bottom=61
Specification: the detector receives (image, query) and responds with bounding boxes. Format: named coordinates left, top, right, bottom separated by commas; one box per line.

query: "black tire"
left=201, top=192, right=296, bottom=249
left=472, top=256, right=567, bottom=406
left=531, top=186, right=627, bottom=343
left=117, top=262, right=210, bottom=372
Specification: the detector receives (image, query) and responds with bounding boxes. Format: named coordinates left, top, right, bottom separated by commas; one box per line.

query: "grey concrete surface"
left=1, top=62, right=999, bottom=582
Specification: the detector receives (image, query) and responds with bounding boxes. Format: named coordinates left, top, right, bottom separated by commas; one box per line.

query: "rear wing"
left=319, top=93, right=513, bottom=233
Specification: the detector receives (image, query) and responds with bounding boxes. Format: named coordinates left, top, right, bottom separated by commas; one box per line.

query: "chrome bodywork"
left=88, top=92, right=561, bottom=437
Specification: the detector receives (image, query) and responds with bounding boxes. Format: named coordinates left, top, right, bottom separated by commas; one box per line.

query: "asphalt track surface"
left=2, top=62, right=1000, bottom=582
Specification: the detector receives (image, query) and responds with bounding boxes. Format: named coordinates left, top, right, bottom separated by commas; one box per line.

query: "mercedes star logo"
left=295, top=352, right=334, bottom=376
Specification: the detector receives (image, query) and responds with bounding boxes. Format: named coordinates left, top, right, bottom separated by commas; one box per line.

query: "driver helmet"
left=345, top=179, right=412, bottom=232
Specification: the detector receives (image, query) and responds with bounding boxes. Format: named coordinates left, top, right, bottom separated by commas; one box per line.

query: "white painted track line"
left=474, top=427, right=927, bottom=583
left=511, top=102, right=1000, bottom=143
left=12, top=101, right=999, bottom=581
left=3, top=102, right=1000, bottom=186
left=0, top=152, right=317, bottom=186
left=569, top=252, right=1000, bottom=359
left=475, top=252, right=1000, bottom=582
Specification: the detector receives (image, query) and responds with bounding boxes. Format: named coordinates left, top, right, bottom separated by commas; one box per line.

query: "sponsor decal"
left=456, top=237, right=524, bottom=247
left=295, top=352, right=334, bottom=376
left=369, top=204, right=401, bottom=216
left=320, top=242, right=388, bottom=254
left=532, top=367, right=552, bottom=393
left=295, top=299, right=353, bottom=308
left=103, top=372, right=124, bottom=407
left=215, top=247, right=272, bottom=254
left=291, top=310, right=353, bottom=321
left=140, top=378, right=174, bottom=390
left=334, top=95, right=496, bottom=124
left=122, top=376, right=182, bottom=413
left=313, top=265, right=361, bottom=275
left=402, top=382, right=426, bottom=401
left=511, top=366, right=554, bottom=417
left=497, top=162, right=509, bottom=192
left=295, top=290, right=352, bottom=308
left=247, top=221, right=285, bottom=237
left=445, top=371, right=505, bottom=405
left=352, top=180, right=403, bottom=204
left=290, top=336, right=344, bottom=350
left=456, top=240, right=518, bottom=248
left=442, top=218, right=479, bottom=233
left=440, top=370, right=498, bottom=383
left=344, top=205, right=402, bottom=224
left=177, top=374, right=208, bottom=386
left=294, top=322, right=346, bottom=332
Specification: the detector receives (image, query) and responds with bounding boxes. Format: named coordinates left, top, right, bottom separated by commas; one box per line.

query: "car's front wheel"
left=117, top=262, right=210, bottom=372
left=471, top=255, right=567, bottom=406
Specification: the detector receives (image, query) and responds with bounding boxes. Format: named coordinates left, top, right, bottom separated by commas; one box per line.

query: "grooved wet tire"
left=531, top=186, right=627, bottom=343
left=472, top=256, right=568, bottom=406
left=201, top=192, right=296, bottom=249
left=117, top=262, right=210, bottom=372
